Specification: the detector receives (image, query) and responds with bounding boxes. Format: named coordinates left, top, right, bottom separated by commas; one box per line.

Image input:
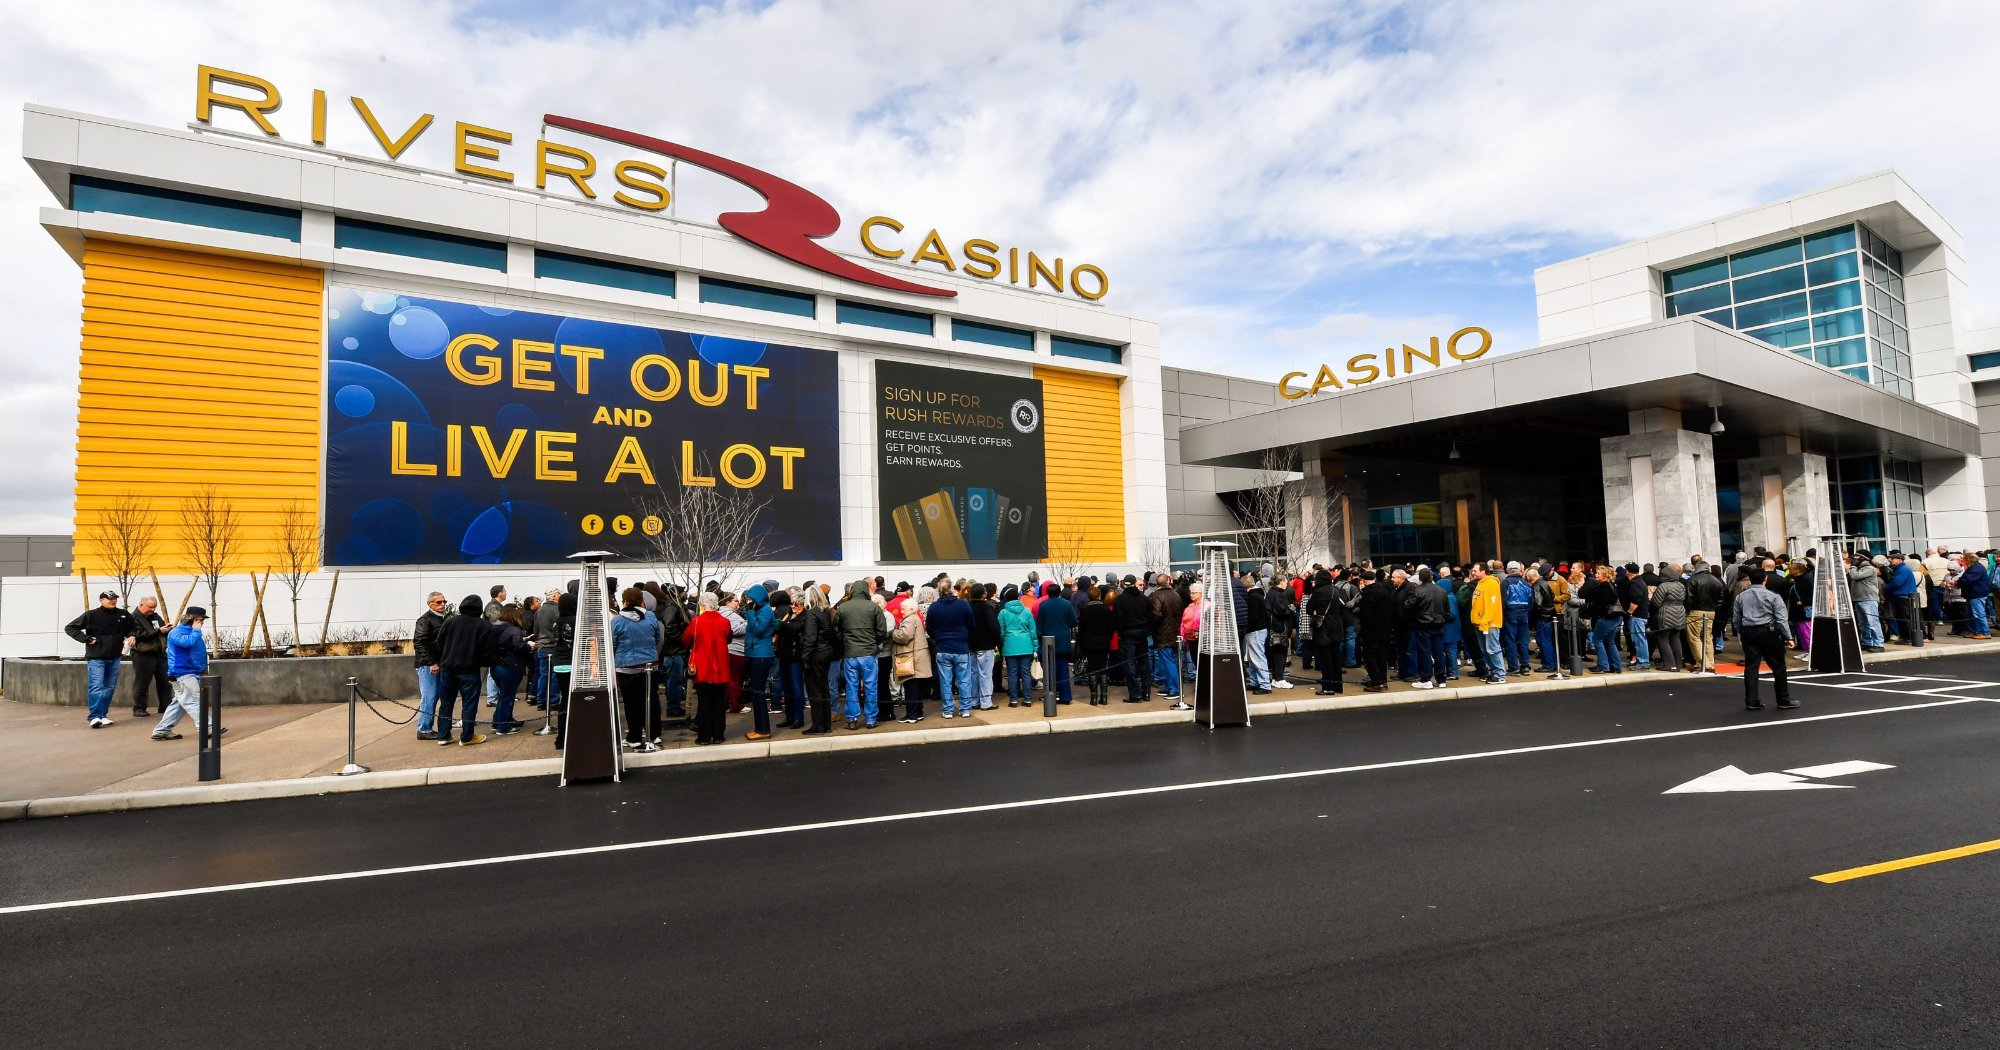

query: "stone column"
left=1599, top=408, right=1721, bottom=565
left=1735, top=435, right=1834, bottom=555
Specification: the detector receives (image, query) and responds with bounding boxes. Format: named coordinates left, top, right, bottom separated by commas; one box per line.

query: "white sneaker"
left=942, top=711, right=954, bottom=719
left=1411, top=680, right=1434, bottom=690
left=1272, top=680, right=1294, bottom=689
left=100, top=717, right=114, bottom=726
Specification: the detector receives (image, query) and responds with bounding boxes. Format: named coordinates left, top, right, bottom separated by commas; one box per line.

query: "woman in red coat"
left=684, top=592, right=734, bottom=745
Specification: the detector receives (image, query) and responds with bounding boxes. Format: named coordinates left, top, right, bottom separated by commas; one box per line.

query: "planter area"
left=2, top=653, right=416, bottom=706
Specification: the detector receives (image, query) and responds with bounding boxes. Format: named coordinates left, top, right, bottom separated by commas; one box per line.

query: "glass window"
left=1815, top=338, right=1868, bottom=368
left=1810, top=280, right=1861, bottom=313
left=1746, top=319, right=1811, bottom=348
left=1700, top=308, right=1733, bottom=326
left=1732, top=264, right=1806, bottom=302
left=1805, top=225, right=1858, bottom=258
left=1807, top=253, right=1859, bottom=286
left=1842, top=484, right=1883, bottom=511
left=1666, top=283, right=1732, bottom=316
left=1848, top=511, right=1885, bottom=539
left=534, top=250, right=675, bottom=296
left=1812, top=309, right=1865, bottom=342
left=1735, top=292, right=1809, bottom=329
left=1050, top=336, right=1124, bottom=363
left=73, top=175, right=303, bottom=242
left=835, top=299, right=934, bottom=335
left=1839, top=364, right=1871, bottom=382
left=1892, top=376, right=1913, bottom=398
left=1883, top=272, right=1904, bottom=300
left=951, top=319, right=1036, bottom=351
left=1970, top=351, right=2000, bottom=371
left=1838, top=456, right=1880, bottom=482
left=335, top=218, right=506, bottom=270
left=698, top=277, right=817, bottom=317
left=1663, top=258, right=1729, bottom=293
left=1731, top=239, right=1803, bottom=276
left=1887, top=297, right=1906, bottom=326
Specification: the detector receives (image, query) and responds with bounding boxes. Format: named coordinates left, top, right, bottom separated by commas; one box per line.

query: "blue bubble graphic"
left=342, top=337, right=359, bottom=351
left=695, top=335, right=767, bottom=367
left=333, top=384, right=376, bottom=418
left=388, top=306, right=450, bottom=359
left=460, top=506, right=510, bottom=557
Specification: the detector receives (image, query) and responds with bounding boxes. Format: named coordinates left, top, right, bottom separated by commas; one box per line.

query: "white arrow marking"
left=1784, top=760, right=1895, bottom=779
left=1663, top=765, right=1849, bottom=793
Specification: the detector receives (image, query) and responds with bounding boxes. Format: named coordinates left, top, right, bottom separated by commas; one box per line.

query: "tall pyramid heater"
left=1193, top=541, right=1251, bottom=728
left=1808, top=534, right=1868, bottom=674
left=561, top=551, right=625, bottom=785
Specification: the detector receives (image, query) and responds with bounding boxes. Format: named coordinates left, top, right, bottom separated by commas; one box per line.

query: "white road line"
left=0, top=695, right=1985, bottom=917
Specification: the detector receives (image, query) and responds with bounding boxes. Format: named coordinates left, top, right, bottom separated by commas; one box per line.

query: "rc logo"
left=1010, top=399, right=1040, bottom=434
left=546, top=115, right=956, bottom=300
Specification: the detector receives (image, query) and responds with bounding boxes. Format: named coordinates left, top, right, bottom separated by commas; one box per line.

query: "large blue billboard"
left=323, top=286, right=841, bottom=565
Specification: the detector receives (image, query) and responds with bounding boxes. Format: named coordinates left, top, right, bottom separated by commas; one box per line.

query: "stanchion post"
left=1048, top=637, right=1061, bottom=713
left=197, top=673, right=222, bottom=782
left=338, top=675, right=370, bottom=776
left=1547, top=613, right=1569, bottom=681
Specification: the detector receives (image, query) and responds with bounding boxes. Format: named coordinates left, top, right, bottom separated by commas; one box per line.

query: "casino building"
left=5, top=77, right=1996, bottom=659
left=1164, top=171, right=2000, bottom=570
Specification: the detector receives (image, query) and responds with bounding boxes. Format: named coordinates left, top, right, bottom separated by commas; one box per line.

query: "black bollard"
left=197, top=673, right=222, bottom=782
left=1041, top=636, right=1058, bottom=718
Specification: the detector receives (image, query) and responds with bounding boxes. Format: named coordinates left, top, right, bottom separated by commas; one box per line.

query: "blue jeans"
left=745, top=656, right=775, bottom=734
left=492, top=662, right=524, bottom=730
left=974, top=650, right=996, bottom=708
left=1414, top=626, right=1447, bottom=683
left=659, top=653, right=687, bottom=716
left=935, top=650, right=974, bottom=714
left=1397, top=632, right=1418, bottom=679
left=1243, top=628, right=1270, bottom=689
left=437, top=669, right=480, bottom=741
left=780, top=659, right=805, bottom=725
left=1439, top=639, right=1460, bottom=679
left=1533, top=619, right=1557, bottom=671
left=1627, top=615, right=1652, bottom=668
left=416, top=665, right=439, bottom=734
left=86, top=658, right=121, bottom=721
left=1502, top=608, right=1530, bottom=672
left=1855, top=600, right=1882, bottom=647
left=1342, top=625, right=1359, bottom=667
left=1479, top=627, right=1504, bottom=682
left=1121, top=634, right=1150, bottom=700
left=840, top=655, right=877, bottom=724
left=1006, top=654, right=1035, bottom=702
left=1152, top=645, right=1181, bottom=696
left=533, top=651, right=553, bottom=707
left=1591, top=618, right=1624, bottom=673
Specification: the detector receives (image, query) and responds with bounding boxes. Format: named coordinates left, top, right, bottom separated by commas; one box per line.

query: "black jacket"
left=1579, top=579, right=1622, bottom=620
left=1077, top=599, right=1115, bottom=651
left=131, top=610, right=168, bottom=655
left=800, top=606, right=837, bottom=663
left=488, top=621, right=531, bottom=671
left=1113, top=586, right=1154, bottom=635
left=774, top=610, right=803, bottom=661
left=66, top=606, right=135, bottom=660
left=1411, top=582, right=1451, bottom=628
left=413, top=609, right=446, bottom=667
left=969, top=600, right=1001, bottom=651
left=437, top=611, right=487, bottom=673
left=1686, top=571, right=1725, bottom=613
left=1358, top=581, right=1397, bottom=642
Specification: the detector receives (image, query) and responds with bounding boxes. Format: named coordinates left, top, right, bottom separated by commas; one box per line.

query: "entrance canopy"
left=1179, top=317, right=1976, bottom=471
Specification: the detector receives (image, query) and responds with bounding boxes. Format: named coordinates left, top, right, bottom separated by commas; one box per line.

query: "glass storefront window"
left=1731, top=240, right=1804, bottom=277
left=1810, top=280, right=1862, bottom=313
left=1734, top=265, right=1806, bottom=302
left=1666, top=283, right=1731, bottom=316
left=1807, top=253, right=1859, bottom=286
left=1805, top=226, right=1858, bottom=258
left=1736, top=292, right=1810, bottom=329
left=1663, top=257, right=1729, bottom=293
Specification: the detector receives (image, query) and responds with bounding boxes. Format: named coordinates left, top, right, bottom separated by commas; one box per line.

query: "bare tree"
left=1136, top=536, right=1174, bottom=577
left=1044, top=519, right=1090, bottom=584
left=636, top=460, right=787, bottom=600
left=178, top=485, right=240, bottom=652
left=87, top=490, right=157, bottom=608
left=1230, top=447, right=1348, bottom=569
left=274, top=498, right=320, bottom=655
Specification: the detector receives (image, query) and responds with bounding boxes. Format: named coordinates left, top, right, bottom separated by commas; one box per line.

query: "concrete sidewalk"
left=4, top=631, right=1990, bottom=820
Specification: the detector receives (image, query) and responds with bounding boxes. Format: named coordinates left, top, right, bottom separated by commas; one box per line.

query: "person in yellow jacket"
left=1469, top=561, right=1506, bottom=684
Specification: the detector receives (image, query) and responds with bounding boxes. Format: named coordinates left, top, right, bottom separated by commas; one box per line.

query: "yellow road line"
left=1813, top=838, right=2000, bottom=884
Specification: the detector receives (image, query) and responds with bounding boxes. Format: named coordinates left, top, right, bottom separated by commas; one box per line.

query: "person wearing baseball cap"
left=65, top=590, right=136, bottom=728
left=152, top=606, right=224, bottom=741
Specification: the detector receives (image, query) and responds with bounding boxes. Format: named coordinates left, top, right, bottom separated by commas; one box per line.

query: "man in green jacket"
left=834, top=579, right=884, bottom=728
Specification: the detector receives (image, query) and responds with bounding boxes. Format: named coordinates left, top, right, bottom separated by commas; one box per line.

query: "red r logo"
left=544, top=114, right=955, bottom=299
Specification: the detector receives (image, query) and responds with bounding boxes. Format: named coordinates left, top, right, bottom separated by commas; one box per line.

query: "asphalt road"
left=6, top=655, right=2000, bottom=1048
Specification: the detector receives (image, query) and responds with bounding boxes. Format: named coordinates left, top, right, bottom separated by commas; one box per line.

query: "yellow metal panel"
left=73, top=242, right=324, bottom=577
left=1034, top=366, right=1125, bottom=561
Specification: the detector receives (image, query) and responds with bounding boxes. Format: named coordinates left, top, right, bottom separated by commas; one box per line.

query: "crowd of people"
left=59, top=544, right=1999, bottom=744
left=399, top=545, right=1998, bottom=747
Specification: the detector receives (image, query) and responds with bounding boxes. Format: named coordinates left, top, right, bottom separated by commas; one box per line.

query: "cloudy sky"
left=2, top=0, right=1997, bottom=532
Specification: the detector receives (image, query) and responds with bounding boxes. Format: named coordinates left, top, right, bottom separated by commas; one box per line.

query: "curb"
left=10, top=640, right=1999, bottom=821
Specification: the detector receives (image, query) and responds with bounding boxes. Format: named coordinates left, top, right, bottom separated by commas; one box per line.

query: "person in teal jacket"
left=740, top=585, right=778, bottom=738
left=998, top=597, right=1038, bottom=706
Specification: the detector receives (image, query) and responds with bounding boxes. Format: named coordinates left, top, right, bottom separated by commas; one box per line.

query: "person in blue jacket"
left=611, top=586, right=663, bottom=749
left=1958, top=553, right=1991, bottom=638
left=1884, top=551, right=1922, bottom=647
left=925, top=583, right=976, bottom=717
left=1035, top=582, right=1078, bottom=705
left=739, top=584, right=779, bottom=739
left=151, top=607, right=221, bottom=741
left=997, top=596, right=1038, bottom=706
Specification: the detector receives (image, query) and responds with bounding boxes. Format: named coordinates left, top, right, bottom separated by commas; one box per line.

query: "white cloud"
left=2, top=0, right=1998, bottom=531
